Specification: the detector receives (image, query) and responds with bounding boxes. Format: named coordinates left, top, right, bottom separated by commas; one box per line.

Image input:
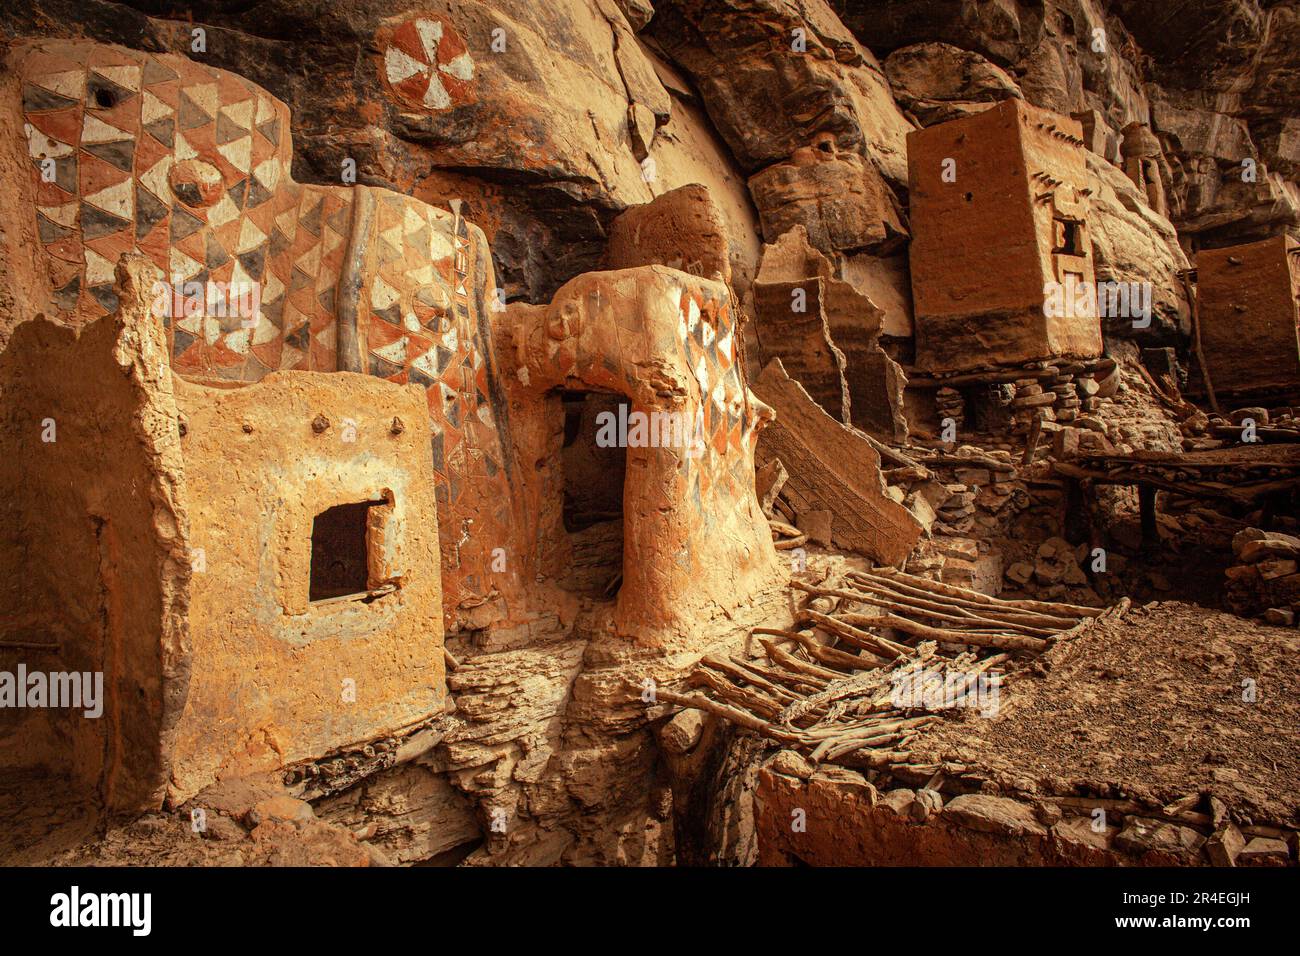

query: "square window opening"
left=1053, top=218, right=1085, bottom=257
left=309, top=498, right=388, bottom=602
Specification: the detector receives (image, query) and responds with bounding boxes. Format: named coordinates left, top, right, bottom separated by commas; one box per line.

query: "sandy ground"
left=913, top=600, right=1300, bottom=825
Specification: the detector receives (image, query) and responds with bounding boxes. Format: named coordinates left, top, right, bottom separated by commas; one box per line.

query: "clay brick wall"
left=0, top=278, right=190, bottom=813
left=6, top=40, right=784, bottom=657
left=1020, top=109, right=1102, bottom=361
left=504, top=267, right=784, bottom=651
left=0, top=265, right=447, bottom=810
left=908, top=99, right=1101, bottom=373
left=12, top=40, right=523, bottom=636
left=1197, top=236, right=1300, bottom=401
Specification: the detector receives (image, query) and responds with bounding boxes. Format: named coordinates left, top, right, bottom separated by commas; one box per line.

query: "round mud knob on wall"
left=168, top=159, right=225, bottom=208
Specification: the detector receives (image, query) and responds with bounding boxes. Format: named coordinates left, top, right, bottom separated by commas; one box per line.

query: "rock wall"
left=2, top=0, right=764, bottom=304
left=832, top=0, right=1300, bottom=250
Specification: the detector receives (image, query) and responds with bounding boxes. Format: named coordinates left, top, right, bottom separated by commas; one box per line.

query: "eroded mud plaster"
left=908, top=99, right=1103, bottom=374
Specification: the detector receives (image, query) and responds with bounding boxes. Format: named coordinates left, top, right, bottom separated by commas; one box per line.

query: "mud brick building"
left=5, top=0, right=1300, bottom=875
left=907, top=99, right=1103, bottom=375
left=0, top=281, right=447, bottom=811
left=0, top=40, right=783, bottom=820
left=1196, top=235, right=1300, bottom=404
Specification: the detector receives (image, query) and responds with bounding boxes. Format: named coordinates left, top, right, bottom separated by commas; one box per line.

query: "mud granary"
left=1195, top=235, right=1300, bottom=406
left=0, top=39, right=782, bottom=827
left=909, top=98, right=1101, bottom=375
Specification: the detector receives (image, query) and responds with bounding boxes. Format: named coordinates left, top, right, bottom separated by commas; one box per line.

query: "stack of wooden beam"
left=651, top=569, right=1123, bottom=772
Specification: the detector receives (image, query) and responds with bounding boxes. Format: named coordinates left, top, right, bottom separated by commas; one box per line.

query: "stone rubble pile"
left=1225, top=529, right=1300, bottom=626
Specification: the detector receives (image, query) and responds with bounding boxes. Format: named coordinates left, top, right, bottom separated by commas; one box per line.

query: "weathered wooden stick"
left=857, top=430, right=928, bottom=473
left=721, top=654, right=821, bottom=696
left=702, top=653, right=803, bottom=701
left=768, top=519, right=801, bottom=538
left=799, top=609, right=910, bottom=658
left=794, top=579, right=1057, bottom=638
left=799, top=714, right=913, bottom=740
left=814, top=732, right=901, bottom=762
left=751, top=626, right=805, bottom=640
left=688, top=668, right=783, bottom=718
left=755, top=624, right=882, bottom=672
left=915, top=450, right=1016, bottom=472
left=1022, top=415, right=1044, bottom=466
left=1052, top=460, right=1297, bottom=504
left=846, top=578, right=1052, bottom=626
left=825, top=732, right=920, bottom=761
left=843, top=572, right=1082, bottom=629
left=816, top=717, right=941, bottom=764
left=975, top=653, right=1011, bottom=672
left=758, top=638, right=840, bottom=683
left=779, top=670, right=900, bottom=727
left=857, top=566, right=1102, bottom=617
left=838, top=612, right=1047, bottom=652
left=877, top=596, right=1056, bottom=637
left=784, top=628, right=887, bottom=671
left=1181, top=267, right=1220, bottom=415
left=650, top=687, right=807, bottom=743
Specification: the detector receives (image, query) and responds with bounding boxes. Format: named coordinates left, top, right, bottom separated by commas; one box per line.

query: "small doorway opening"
left=309, top=498, right=387, bottom=602
left=558, top=389, right=626, bottom=597
left=965, top=383, right=1016, bottom=435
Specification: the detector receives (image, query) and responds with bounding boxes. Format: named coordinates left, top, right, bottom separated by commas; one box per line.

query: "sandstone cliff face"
left=7, top=0, right=1293, bottom=308
left=3, top=0, right=1298, bottom=870
left=832, top=0, right=1300, bottom=248
left=3, top=0, right=761, bottom=303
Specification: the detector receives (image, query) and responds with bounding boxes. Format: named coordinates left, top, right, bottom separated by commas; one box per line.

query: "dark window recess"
left=554, top=389, right=625, bottom=599
left=1054, top=218, right=1085, bottom=256
left=309, top=500, right=382, bottom=601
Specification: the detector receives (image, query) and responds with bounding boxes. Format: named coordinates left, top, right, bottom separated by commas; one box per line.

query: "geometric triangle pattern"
left=355, top=188, right=512, bottom=613
left=674, top=285, right=756, bottom=511
left=18, top=40, right=306, bottom=377
left=18, top=39, right=513, bottom=620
